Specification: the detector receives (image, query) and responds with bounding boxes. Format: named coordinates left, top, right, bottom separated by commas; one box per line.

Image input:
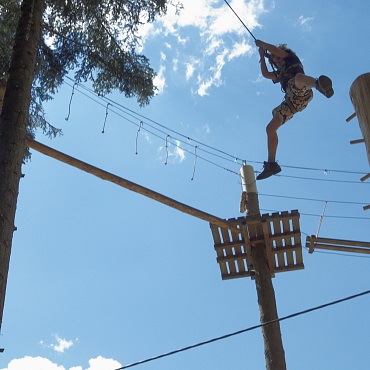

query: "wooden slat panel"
left=229, top=220, right=246, bottom=275
left=272, top=213, right=285, bottom=268
left=220, top=227, right=237, bottom=275
left=281, top=211, right=294, bottom=267
left=291, top=212, right=303, bottom=266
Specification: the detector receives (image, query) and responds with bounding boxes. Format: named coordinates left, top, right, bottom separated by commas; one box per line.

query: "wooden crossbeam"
left=306, top=236, right=370, bottom=255
left=26, top=138, right=238, bottom=233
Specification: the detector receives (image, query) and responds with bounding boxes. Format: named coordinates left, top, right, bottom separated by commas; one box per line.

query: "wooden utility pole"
left=241, top=165, right=286, bottom=370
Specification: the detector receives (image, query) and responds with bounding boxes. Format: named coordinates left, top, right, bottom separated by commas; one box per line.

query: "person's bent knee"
left=267, top=115, right=282, bottom=134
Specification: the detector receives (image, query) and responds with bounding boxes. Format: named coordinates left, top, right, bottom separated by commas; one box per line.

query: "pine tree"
left=0, top=0, right=171, bottom=329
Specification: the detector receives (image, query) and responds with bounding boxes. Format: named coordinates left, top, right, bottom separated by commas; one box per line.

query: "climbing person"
left=255, top=39, right=334, bottom=180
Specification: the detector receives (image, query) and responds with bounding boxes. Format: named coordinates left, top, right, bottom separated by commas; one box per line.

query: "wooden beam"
left=306, top=236, right=370, bottom=254
left=350, top=138, right=365, bottom=144
left=313, top=243, right=370, bottom=255
left=312, top=237, right=370, bottom=248
left=360, top=173, right=370, bottom=182
left=26, top=138, right=238, bottom=232
left=346, top=112, right=356, bottom=122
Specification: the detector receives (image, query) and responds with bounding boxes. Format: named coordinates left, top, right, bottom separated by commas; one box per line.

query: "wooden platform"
left=210, top=210, right=304, bottom=280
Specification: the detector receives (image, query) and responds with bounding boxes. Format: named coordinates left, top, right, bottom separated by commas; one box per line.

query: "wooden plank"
left=210, top=224, right=228, bottom=277
left=27, top=138, right=240, bottom=233
left=274, top=264, right=304, bottom=273
left=291, top=212, right=303, bottom=266
left=214, top=241, right=244, bottom=249
left=271, top=213, right=285, bottom=269
left=229, top=220, right=246, bottom=275
left=313, top=243, right=370, bottom=255
left=262, top=218, right=275, bottom=276
left=281, top=211, right=294, bottom=267
left=346, top=112, right=356, bottom=122
left=312, top=237, right=370, bottom=248
left=220, top=227, right=236, bottom=275
left=350, top=138, right=365, bottom=144
left=360, top=173, right=370, bottom=182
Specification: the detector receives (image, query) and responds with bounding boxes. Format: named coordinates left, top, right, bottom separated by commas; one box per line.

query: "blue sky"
left=1, top=0, right=370, bottom=369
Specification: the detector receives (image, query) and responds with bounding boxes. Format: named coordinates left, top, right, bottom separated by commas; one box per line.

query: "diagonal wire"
left=113, top=289, right=370, bottom=370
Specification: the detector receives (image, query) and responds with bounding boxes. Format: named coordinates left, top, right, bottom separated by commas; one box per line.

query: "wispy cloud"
left=297, top=15, right=314, bottom=31
left=139, top=0, right=269, bottom=95
left=40, top=335, right=75, bottom=354
left=159, top=139, right=186, bottom=164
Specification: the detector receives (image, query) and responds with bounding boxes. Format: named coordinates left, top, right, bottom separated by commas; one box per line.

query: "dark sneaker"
left=316, top=75, right=334, bottom=98
left=256, top=161, right=282, bottom=180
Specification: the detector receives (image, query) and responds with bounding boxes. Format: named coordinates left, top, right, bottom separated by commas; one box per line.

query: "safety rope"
left=223, top=0, right=256, bottom=40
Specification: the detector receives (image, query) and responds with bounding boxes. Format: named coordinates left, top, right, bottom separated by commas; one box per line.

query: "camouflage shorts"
left=272, top=78, right=313, bottom=124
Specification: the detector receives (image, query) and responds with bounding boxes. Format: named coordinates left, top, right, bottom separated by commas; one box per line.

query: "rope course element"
left=102, top=103, right=111, bottom=133
left=165, top=134, right=171, bottom=165
left=65, top=83, right=76, bottom=121
left=135, top=121, right=143, bottom=155
left=191, top=145, right=198, bottom=181
left=63, top=78, right=369, bottom=182
left=113, top=290, right=370, bottom=370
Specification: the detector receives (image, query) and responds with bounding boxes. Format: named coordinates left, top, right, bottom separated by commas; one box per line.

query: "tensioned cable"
left=259, top=193, right=368, bottom=206
left=64, top=78, right=369, bottom=179
left=113, top=290, right=370, bottom=370
left=64, top=80, right=368, bottom=184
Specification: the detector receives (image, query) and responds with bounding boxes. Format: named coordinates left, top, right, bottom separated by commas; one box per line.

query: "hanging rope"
left=65, top=83, right=76, bottom=121
left=223, top=0, right=257, bottom=40
left=102, top=102, right=111, bottom=133
left=191, top=145, right=198, bottom=181
left=164, top=135, right=171, bottom=165
left=135, top=121, right=143, bottom=155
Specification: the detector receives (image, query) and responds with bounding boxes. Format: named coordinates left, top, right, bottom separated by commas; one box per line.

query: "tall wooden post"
left=349, top=72, right=370, bottom=164
left=240, top=165, right=286, bottom=370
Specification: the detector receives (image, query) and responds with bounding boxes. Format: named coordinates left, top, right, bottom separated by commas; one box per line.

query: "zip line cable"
left=113, top=290, right=370, bottom=370
left=223, top=0, right=257, bottom=40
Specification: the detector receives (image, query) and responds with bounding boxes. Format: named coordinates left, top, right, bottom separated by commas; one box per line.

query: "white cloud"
left=185, top=62, right=196, bottom=80
left=1, top=356, right=121, bottom=370
left=159, top=139, right=186, bottom=163
left=1, top=356, right=65, bottom=370
left=52, top=336, right=74, bottom=353
left=40, top=335, right=75, bottom=354
left=85, top=356, right=121, bottom=370
left=153, top=64, right=166, bottom=94
left=138, top=0, right=269, bottom=96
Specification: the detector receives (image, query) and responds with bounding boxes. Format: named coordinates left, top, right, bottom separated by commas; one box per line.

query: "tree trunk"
left=0, top=0, right=45, bottom=330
